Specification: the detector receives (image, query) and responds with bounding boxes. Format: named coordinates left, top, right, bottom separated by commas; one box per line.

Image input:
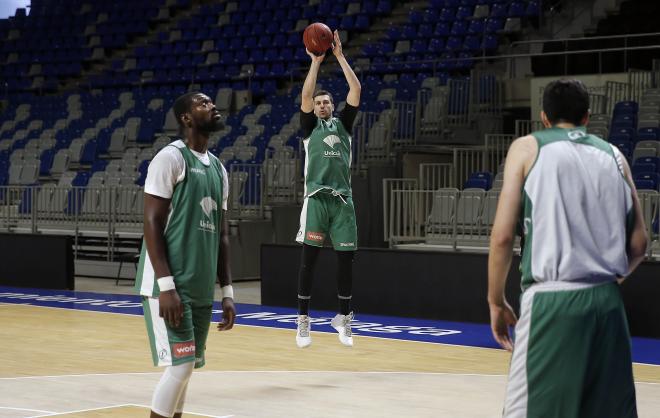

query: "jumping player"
left=295, top=30, right=361, bottom=348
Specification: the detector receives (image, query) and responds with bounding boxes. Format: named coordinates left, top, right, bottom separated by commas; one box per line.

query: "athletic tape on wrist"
left=221, top=285, right=234, bottom=299
left=157, top=276, right=176, bottom=292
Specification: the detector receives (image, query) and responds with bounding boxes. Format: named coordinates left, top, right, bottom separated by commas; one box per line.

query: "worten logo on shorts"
left=323, top=135, right=341, bottom=157
left=306, top=231, right=325, bottom=242
left=172, top=341, right=196, bottom=359
left=199, top=196, right=218, bottom=232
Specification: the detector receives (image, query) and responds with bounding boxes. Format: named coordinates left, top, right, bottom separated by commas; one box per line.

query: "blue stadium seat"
left=632, top=163, right=657, bottom=175
left=456, top=6, right=473, bottom=19
left=466, top=171, right=492, bottom=189
left=508, top=1, right=526, bottom=17
left=451, top=21, right=469, bottom=36
left=633, top=172, right=660, bottom=190
left=613, top=101, right=638, bottom=115
left=484, top=17, right=504, bottom=33
left=637, top=127, right=660, bottom=141
left=633, top=156, right=660, bottom=170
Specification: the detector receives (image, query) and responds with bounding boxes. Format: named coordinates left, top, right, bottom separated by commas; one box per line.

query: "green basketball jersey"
left=519, top=126, right=634, bottom=290
left=135, top=143, right=225, bottom=304
left=303, top=117, right=352, bottom=197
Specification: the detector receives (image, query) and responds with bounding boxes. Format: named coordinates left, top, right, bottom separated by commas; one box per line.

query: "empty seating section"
left=367, top=0, right=538, bottom=82
left=592, top=90, right=660, bottom=192
left=1, top=0, right=167, bottom=93
left=0, top=0, right=540, bottom=228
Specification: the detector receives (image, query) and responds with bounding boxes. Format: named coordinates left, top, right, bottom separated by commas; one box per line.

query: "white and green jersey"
left=302, top=116, right=352, bottom=197
left=519, top=127, right=634, bottom=290
left=135, top=140, right=228, bottom=304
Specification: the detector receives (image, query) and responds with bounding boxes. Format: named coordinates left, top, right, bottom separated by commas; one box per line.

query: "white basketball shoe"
left=331, top=312, right=354, bottom=347
left=296, top=315, right=312, bottom=348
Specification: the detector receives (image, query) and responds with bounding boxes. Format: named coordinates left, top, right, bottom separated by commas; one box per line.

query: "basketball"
left=303, top=22, right=333, bottom=55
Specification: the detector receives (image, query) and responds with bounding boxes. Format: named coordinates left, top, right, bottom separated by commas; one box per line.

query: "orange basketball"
left=303, top=22, right=333, bottom=55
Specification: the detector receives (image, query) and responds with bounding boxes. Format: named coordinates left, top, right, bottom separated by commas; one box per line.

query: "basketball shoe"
left=296, top=315, right=312, bottom=348
left=331, top=312, right=354, bottom=347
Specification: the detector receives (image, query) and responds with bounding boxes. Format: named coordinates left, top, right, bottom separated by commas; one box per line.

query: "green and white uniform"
left=505, top=127, right=637, bottom=418
left=135, top=139, right=229, bottom=369
left=296, top=115, right=357, bottom=251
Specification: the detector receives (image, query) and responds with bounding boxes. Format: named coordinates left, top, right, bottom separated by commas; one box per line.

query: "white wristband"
left=157, top=276, right=176, bottom=292
left=221, top=285, right=234, bottom=299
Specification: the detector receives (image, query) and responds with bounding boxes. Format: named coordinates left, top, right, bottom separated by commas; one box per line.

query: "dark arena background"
left=1, top=1, right=659, bottom=417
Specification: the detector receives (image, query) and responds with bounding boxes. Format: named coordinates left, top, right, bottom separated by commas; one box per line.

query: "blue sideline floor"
left=1, top=286, right=659, bottom=366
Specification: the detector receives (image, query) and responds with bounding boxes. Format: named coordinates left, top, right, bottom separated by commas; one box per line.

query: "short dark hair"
left=542, top=79, right=590, bottom=126
left=173, top=92, right=198, bottom=127
left=312, top=90, right=334, bottom=104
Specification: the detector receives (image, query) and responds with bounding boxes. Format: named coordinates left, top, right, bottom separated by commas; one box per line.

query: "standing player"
left=295, top=30, right=361, bottom=348
left=488, top=79, right=647, bottom=417
left=135, top=92, right=236, bottom=418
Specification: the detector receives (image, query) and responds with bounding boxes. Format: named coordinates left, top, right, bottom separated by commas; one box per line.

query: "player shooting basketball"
left=294, top=28, right=361, bottom=348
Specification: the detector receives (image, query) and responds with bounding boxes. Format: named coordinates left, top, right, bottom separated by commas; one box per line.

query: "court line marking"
left=26, top=403, right=141, bottom=417
left=126, top=404, right=233, bottom=418
left=3, top=303, right=660, bottom=367
left=0, top=370, right=509, bottom=380
left=0, top=406, right=54, bottom=413
left=1, top=370, right=659, bottom=385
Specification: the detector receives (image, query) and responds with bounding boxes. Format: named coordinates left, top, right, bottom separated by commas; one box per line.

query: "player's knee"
left=169, top=361, right=194, bottom=382
left=151, top=362, right=195, bottom=417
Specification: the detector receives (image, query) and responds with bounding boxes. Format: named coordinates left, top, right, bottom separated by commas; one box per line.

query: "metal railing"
left=484, top=134, right=514, bottom=173
left=228, top=163, right=263, bottom=219
left=507, top=32, right=660, bottom=77
left=392, top=100, right=417, bottom=146
left=353, top=110, right=394, bottom=168
left=470, top=70, right=504, bottom=119
left=419, top=163, right=453, bottom=191
left=416, top=87, right=448, bottom=140
left=453, top=147, right=486, bottom=188
left=447, top=78, right=471, bottom=127
left=387, top=185, right=660, bottom=256
left=515, top=120, right=545, bottom=138
left=382, top=178, right=418, bottom=242
left=589, top=93, right=608, bottom=115
left=262, top=152, right=301, bottom=205
left=605, top=81, right=633, bottom=116
left=0, top=185, right=144, bottom=259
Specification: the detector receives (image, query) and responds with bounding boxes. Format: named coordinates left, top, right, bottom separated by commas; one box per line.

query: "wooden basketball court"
left=1, top=300, right=659, bottom=417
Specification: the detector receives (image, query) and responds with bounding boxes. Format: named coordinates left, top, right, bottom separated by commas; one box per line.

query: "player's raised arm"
left=331, top=30, right=360, bottom=107
left=301, top=49, right=325, bottom=113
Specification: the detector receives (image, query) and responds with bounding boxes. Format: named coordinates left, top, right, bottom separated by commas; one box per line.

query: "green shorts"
left=296, top=191, right=357, bottom=251
left=504, top=281, right=637, bottom=418
left=142, top=297, right=212, bottom=369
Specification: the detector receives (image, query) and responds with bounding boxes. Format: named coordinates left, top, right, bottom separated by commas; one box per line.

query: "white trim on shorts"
left=147, top=297, right=173, bottom=367
left=503, top=280, right=611, bottom=417
left=296, top=196, right=309, bottom=244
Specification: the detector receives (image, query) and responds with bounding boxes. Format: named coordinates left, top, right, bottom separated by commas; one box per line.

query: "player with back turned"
left=488, top=79, right=647, bottom=417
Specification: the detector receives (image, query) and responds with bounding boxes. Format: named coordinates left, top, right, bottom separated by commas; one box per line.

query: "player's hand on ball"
left=306, top=48, right=325, bottom=62
left=218, top=297, right=236, bottom=331
left=331, top=30, right=342, bottom=57
left=489, top=300, right=517, bottom=351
